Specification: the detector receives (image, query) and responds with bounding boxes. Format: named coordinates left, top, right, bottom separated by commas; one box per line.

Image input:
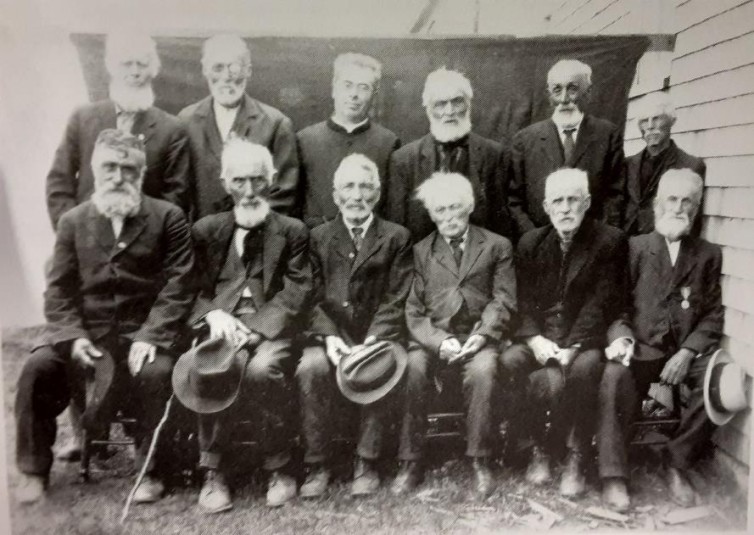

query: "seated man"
left=185, top=138, right=312, bottom=512
left=398, top=172, right=516, bottom=498
left=598, top=169, right=723, bottom=512
left=500, top=169, right=627, bottom=498
left=15, top=129, right=194, bottom=504
left=296, top=154, right=413, bottom=497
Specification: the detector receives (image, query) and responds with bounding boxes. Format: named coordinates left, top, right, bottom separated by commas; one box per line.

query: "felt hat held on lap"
left=336, top=340, right=407, bottom=405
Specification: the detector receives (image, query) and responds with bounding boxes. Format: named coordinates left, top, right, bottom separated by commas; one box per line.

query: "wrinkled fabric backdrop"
left=72, top=34, right=648, bottom=147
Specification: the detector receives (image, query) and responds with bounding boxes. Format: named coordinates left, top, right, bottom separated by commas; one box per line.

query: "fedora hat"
left=172, top=337, right=250, bottom=414
left=703, top=349, right=750, bottom=426
left=336, top=340, right=407, bottom=405
left=81, top=348, right=116, bottom=430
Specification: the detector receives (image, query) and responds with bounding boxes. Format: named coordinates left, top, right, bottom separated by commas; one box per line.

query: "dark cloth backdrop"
left=71, top=34, right=648, bottom=147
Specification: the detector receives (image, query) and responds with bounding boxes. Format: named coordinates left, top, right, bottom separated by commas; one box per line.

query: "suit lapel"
left=196, top=97, right=224, bottom=162
left=234, top=95, right=260, bottom=139
left=87, top=204, right=116, bottom=253
left=112, top=210, right=148, bottom=257
left=418, top=135, right=437, bottom=185
left=332, top=218, right=356, bottom=263
left=570, top=115, right=595, bottom=166
left=468, top=133, right=483, bottom=188
left=458, top=225, right=485, bottom=281
left=670, top=237, right=698, bottom=289
left=132, top=108, right=157, bottom=144
left=351, top=217, right=384, bottom=275
left=648, top=231, right=674, bottom=290
left=431, top=232, right=460, bottom=277
left=262, top=214, right=286, bottom=293
left=208, top=212, right=236, bottom=288
left=539, top=120, right=564, bottom=169
left=563, top=220, right=593, bottom=292
left=626, top=153, right=642, bottom=207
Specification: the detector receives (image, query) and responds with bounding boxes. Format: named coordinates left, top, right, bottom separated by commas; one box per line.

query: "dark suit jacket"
left=509, top=114, right=624, bottom=234
left=190, top=210, right=312, bottom=340
left=607, top=232, right=723, bottom=361
left=46, top=100, right=191, bottom=229
left=516, top=218, right=628, bottom=350
left=623, top=141, right=706, bottom=236
left=179, top=94, right=299, bottom=219
left=387, top=132, right=513, bottom=241
left=309, top=216, right=413, bottom=344
left=406, top=225, right=516, bottom=353
left=42, top=196, right=195, bottom=351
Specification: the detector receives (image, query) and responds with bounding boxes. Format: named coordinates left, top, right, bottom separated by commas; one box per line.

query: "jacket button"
left=342, top=301, right=349, bottom=307
left=117, top=242, right=126, bottom=249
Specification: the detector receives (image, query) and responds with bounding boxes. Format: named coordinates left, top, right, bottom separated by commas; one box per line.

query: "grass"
left=3, top=327, right=748, bottom=534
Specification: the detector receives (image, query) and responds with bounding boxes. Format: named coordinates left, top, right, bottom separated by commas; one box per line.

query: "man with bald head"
left=179, top=34, right=299, bottom=218
left=388, top=68, right=512, bottom=241
left=598, top=169, right=722, bottom=512
left=47, top=32, right=191, bottom=229
left=501, top=168, right=627, bottom=498
left=623, top=93, right=706, bottom=236
left=508, top=59, right=624, bottom=234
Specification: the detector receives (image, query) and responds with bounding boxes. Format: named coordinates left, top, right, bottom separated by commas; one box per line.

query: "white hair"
left=333, top=53, right=382, bottom=89
left=422, top=68, right=473, bottom=108
left=220, top=137, right=276, bottom=184
left=105, top=32, right=160, bottom=78
left=415, top=172, right=474, bottom=211
left=656, top=168, right=704, bottom=206
left=635, top=92, right=677, bottom=123
left=547, top=59, right=592, bottom=88
left=544, top=168, right=590, bottom=199
left=201, top=34, right=252, bottom=71
left=333, top=153, right=380, bottom=189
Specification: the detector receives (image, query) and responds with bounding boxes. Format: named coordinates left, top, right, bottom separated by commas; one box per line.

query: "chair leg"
left=79, top=429, right=90, bottom=483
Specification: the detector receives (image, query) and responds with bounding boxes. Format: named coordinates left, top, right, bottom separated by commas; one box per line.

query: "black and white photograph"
left=0, top=0, right=752, bottom=532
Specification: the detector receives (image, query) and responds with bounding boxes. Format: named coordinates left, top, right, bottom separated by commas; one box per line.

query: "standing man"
left=500, top=169, right=627, bottom=498
left=623, top=93, right=706, bottom=236
left=388, top=68, right=512, bottom=241
left=183, top=138, right=312, bottom=511
left=15, top=130, right=194, bottom=504
left=179, top=34, right=299, bottom=218
left=296, top=53, right=400, bottom=228
left=598, top=169, right=722, bottom=512
left=46, top=32, right=191, bottom=229
left=508, top=59, right=624, bottom=234
left=296, top=154, right=413, bottom=497
left=398, top=172, right=516, bottom=498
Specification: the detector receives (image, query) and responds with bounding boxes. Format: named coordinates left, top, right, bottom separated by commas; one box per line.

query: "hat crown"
left=710, top=362, right=748, bottom=413
left=340, top=342, right=396, bottom=393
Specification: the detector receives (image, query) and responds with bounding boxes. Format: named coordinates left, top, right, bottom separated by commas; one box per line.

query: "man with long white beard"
left=508, top=59, right=624, bottom=235
left=179, top=34, right=298, bottom=219
left=597, top=169, right=723, bottom=512
left=15, top=130, right=195, bottom=505
left=46, top=32, right=191, bottom=229
left=387, top=68, right=512, bottom=241
left=182, top=138, right=312, bottom=512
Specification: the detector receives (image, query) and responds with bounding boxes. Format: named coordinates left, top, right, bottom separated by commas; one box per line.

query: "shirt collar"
left=342, top=212, right=374, bottom=237
left=328, top=116, right=371, bottom=135
left=213, top=99, right=241, bottom=119
left=442, top=227, right=470, bottom=248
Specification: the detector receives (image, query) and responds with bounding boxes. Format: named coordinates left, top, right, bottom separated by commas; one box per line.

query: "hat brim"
left=703, top=348, right=737, bottom=426
left=337, top=341, right=408, bottom=405
left=172, top=343, right=248, bottom=414
left=82, top=348, right=116, bottom=430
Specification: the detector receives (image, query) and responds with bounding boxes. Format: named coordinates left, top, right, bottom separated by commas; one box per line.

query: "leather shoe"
left=602, top=477, right=630, bottom=512
left=390, top=461, right=423, bottom=496
left=16, top=474, right=46, bottom=505
left=525, top=446, right=551, bottom=485
left=559, top=449, right=586, bottom=497
left=266, top=471, right=297, bottom=507
left=351, top=457, right=380, bottom=496
left=198, top=469, right=232, bottom=513
left=300, top=464, right=330, bottom=499
left=471, top=457, right=495, bottom=499
left=132, top=475, right=164, bottom=504
left=666, top=466, right=695, bottom=507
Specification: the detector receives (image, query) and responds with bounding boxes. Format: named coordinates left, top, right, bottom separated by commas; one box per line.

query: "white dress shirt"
left=214, top=100, right=240, bottom=142
left=234, top=226, right=255, bottom=297
left=343, top=212, right=374, bottom=241
left=552, top=110, right=584, bottom=146
left=665, top=238, right=681, bottom=267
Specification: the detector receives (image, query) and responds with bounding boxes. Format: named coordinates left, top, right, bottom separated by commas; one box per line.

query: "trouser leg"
left=295, top=345, right=335, bottom=465
left=397, top=347, right=432, bottom=461
left=597, top=361, right=638, bottom=479
left=462, top=347, right=499, bottom=458
left=560, top=349, right=605, bottom=450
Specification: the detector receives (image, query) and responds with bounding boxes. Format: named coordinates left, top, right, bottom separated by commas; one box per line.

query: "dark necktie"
left=241, top=227, right=263, bottom=269
left=450, top=237, right=464, bottom=267
left=352, top=226, right=364, bottom=252
left=562, top=128, right=576, bottom=164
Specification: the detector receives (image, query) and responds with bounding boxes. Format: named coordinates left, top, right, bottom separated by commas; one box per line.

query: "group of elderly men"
left=15, top=31, right=722, bottom=518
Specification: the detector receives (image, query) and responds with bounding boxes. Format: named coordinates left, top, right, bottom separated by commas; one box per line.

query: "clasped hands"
left=605, top=337, right=635, bottom=367
left=71, top=337, right=157, bottom=377
left=526, top=335, right=579, bottom=367
left=324, top=335, right=379, bottom=366
left=439, top=334, right=487, bottom=365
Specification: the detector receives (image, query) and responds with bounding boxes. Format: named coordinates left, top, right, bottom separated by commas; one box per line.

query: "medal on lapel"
left=681, top=286, right=691, bottom=310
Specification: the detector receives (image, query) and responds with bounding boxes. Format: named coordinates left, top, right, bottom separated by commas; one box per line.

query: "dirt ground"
left=2, top=327, right=748, bottom=534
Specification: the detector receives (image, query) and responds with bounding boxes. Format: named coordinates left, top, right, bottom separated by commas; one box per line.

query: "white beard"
left=92, top=183, right=142, bottom=219
left=234, top=199, right=270, bottom=229
left=109, top=82, right=155, bottom=113
left=551, top=107, right=584, bottom=130
left=655, top=210, right=692, bottom=241
left=429, top=113, right=472, bottom=143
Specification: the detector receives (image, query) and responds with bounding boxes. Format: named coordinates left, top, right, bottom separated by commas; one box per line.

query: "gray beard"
left=109, top=83, right=155, bottom=112
left=234, top=199, right=270, bottom=229
left=92, top=187, right=142, bottom=219
left=429, top=114, right=472, bottom=143
left=655, top=212, right=691, bottom=241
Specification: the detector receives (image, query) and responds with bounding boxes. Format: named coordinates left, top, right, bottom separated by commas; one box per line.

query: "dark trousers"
left=500, top=344, right=604, bottom=453
left=398, top=345, right=499, bottom=460
left=198, top=339, right=295, bottom=472
left=296, top=344, right=397, bottom=464
left=15, top=340, right=174, bottom=477
left=597, top=352, right=717, bottom=479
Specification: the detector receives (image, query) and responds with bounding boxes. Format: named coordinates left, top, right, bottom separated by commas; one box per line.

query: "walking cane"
left=120, top=394, right=175, bottom=524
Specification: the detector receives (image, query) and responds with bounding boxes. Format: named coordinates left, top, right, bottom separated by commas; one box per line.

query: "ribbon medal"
left=680, top=286, right=691, bottom=310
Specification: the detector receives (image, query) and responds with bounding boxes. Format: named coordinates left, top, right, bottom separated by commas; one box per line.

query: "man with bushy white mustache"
left=47, top=32, right=191, bottom=230
left=179, top=34, right=298, bottom=219
left=508, top=59, right=624, bottom=235
left=597, top=169, right=722, bottom=512
left=387, top=68, right=512, bottom=241
left=187, top=138, right=312, bottom=511
left=500, top=169, right=627, bottom=500
left=15, top=129, right=195, bottom=505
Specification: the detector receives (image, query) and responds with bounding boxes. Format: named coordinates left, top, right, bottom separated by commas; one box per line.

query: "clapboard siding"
left=674, top=93, right=754, bottom=133
left=706, top=217, right=754, bottom=250
left=675, top=0, right=751, bottom=33
left=675, top=0, right=754, bottom=57
left=671, top=63, right=754, bottom=108
left=705, top=187, right=754, bottom=219
left=705, top=156, right=754, bottom=187
left=720, top=246, right=754, bottom=281
left=671, top=124, right=754, bottom=158
left=671, top=32, right=754, bottom=84
left=722, top=275, right=754, bottom=316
